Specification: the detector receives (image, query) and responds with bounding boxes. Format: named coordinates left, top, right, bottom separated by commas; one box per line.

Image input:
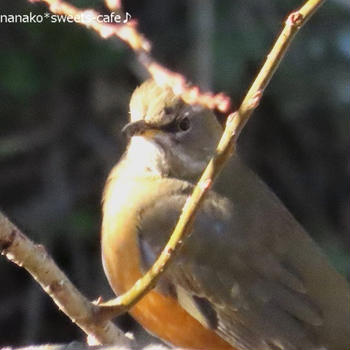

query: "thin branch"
left=31, top=0, right=232, bottom=113
left=95, top=0, right=326, bottom=320
left=0, top=212, right=133, bottom=347
left=236, top=0, right=326, bottom=138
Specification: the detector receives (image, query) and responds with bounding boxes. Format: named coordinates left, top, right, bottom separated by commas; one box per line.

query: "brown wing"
left=137, top=163, right=350, bottom=350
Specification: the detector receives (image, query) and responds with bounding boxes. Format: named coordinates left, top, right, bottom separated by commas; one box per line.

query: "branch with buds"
left=31, top=0, right=232, bottom=113
left=0, top=0, right=325, bottom=345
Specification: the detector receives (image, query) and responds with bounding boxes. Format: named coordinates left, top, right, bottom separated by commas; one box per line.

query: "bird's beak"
left=122, top=120, right=160, bottom=139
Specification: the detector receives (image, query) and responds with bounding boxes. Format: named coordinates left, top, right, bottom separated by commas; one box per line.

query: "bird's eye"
left=164, top=107, right=174, bottom=115
left=178, top=117, right=191, bottom=132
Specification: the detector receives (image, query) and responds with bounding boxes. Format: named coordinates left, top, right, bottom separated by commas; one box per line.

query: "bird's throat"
left=125, top=136, right=170, bottom=177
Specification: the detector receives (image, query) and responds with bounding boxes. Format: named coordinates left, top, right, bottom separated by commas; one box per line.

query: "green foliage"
left=0, top=50, right=42, bottom=98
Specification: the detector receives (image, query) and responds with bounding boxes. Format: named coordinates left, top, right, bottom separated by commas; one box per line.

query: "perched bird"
left=101, top=80, right=349, bottom=350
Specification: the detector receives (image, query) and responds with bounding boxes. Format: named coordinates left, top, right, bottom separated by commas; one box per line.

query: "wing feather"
left=136, top=164, right=349, bottom=349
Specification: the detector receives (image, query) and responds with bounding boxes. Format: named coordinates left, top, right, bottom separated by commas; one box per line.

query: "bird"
left=101, top=79, right=350, bottom=350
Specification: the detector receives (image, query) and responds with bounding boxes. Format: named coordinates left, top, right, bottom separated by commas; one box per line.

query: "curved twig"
left=95, top=0, right=326, bottom=320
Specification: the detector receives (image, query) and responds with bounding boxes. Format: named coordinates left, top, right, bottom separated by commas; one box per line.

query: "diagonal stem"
left=95, top=0, right=326, bottom=321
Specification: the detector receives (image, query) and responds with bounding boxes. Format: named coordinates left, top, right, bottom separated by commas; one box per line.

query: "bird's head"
left=123, top=79, right=222, bottom=181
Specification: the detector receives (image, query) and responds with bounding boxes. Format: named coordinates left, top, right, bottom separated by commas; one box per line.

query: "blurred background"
left=0, top=0, right=349, bottom=346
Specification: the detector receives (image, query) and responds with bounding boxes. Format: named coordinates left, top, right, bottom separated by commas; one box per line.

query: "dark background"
left=0, top=0, right=349, bottom=346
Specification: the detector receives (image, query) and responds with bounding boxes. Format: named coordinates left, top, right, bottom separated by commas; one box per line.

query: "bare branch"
left=31, top=0, right=232, bottom=113
left=2, top=342, right=170, bottom=350
left=96, top=0, right=326, bottom=320
left=0, top=212, right=133, bottom=347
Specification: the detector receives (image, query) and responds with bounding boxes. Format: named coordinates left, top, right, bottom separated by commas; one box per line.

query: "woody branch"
left=0, top=211, right=133, bottom=346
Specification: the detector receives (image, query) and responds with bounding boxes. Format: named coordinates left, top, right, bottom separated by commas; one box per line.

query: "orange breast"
left=131, top=288, right=233, bottom=349
left=101, top=212, right=234, bottom=350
